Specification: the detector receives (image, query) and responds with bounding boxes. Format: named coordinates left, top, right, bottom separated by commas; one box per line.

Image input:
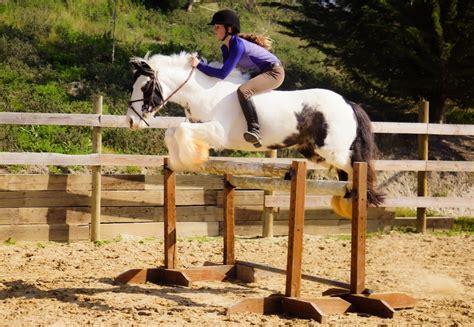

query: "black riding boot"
left=237, top=92, right=262, bottom=148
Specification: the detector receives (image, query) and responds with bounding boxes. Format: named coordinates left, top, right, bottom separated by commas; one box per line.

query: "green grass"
left=326, top=231, right=386, bottom=240
left=431, top=230, right=472, bottom=237
left=139, top=236, right=158, bottom=244
left=327, top=234, right=351, bottom=241
left=395, top=207, right=417, bottom=217
left=125, top=166, right=142, bottom=174
left=395, top=207, right=444, bottom=217
left=328, top=218, right=474, bottom=239
left=3, top=237, right=16, bottom=246
left=453, top=217, right=474, bottom=233
left=432, top=190, right=449, bottom=197
left=181, top=236, right=217, bottom=243
left=390, top=226, right=417, bottom=233
left=94, top=240, right=112, bottom=247
left=36, top=242, right=46, bottom=249
left=94, top=234, right=125, bottom=246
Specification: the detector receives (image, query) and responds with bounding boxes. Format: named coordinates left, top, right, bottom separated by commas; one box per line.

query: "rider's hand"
left=189, top=55, right=200, bottom=68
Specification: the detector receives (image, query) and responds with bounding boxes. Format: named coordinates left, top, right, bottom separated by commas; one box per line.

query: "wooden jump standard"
left=115, top=160, right=416, bottom=322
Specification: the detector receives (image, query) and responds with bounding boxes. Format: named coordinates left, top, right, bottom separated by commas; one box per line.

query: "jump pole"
left=115, top=160, right=416, bottom=322
left=115, top=160, right=309, bottom=285
left=227, top=162, right=416, bottom=322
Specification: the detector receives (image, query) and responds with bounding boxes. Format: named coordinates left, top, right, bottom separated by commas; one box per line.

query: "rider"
left=189, top=9, right=285, bottom=148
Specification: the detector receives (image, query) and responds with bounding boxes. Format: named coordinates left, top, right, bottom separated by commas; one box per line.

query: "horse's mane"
left=143, top=52, right=250, bottom=84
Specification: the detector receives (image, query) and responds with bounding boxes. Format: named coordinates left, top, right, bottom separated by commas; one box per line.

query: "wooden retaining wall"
left=0, top=174, right=403, bottom=241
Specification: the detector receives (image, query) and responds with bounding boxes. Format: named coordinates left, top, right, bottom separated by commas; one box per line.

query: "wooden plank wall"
left=1, top=174, right=398, bottom=241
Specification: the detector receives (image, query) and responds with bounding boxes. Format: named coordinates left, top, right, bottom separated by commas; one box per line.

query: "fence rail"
left=0, top=152, right=473, bottom=172
left=0, top=107, right=473, bottom=240
left=1, top=112, right=473, bottom=135
left=0, top=112, right=185, bottom=129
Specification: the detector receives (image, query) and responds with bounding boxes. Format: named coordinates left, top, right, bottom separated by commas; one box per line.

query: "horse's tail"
left=348, top=101, right=384, bottom=206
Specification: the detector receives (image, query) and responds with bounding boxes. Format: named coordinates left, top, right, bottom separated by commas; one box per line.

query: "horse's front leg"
left=164, top=127, right=186, bottom=171
left=173, top=121, right=225, bottom=171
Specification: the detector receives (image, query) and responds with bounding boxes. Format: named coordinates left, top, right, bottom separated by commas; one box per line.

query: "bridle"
left=128, top=67, right=196, bottom=127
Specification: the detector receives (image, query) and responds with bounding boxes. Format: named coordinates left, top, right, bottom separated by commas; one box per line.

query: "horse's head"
left=127, top=57, right=165, bottom=129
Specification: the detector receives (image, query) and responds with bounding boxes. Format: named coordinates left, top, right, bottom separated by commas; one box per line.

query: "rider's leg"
left=237, top=64, right=285, bottom=148
left=237, top=90, right=262, bottom=147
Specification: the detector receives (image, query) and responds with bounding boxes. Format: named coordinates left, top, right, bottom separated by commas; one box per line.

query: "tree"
left=286, top=0, right=474, bottom=122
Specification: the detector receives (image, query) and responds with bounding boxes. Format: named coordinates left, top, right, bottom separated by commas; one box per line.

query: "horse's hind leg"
left=315, top=147, right=354, bottom=219
left=315, top=147, right=353, bottom=179
left=330, top=169, right=353, bottom=219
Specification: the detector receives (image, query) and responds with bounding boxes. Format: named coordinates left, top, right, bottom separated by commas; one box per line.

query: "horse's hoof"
left=339, top=197, right=353, bottom=219
left=331, top=196, right=352, bottom=219
left=253, top=141, right=262, bottom=148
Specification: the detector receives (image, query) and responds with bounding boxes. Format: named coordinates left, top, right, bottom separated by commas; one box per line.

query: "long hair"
left=238, top=33, right=273, bottom=51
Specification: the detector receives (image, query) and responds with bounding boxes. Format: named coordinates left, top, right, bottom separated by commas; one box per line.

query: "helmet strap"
left=221, top=32, right=228, bottom=42
left=221, top=25, right=232, bottom=42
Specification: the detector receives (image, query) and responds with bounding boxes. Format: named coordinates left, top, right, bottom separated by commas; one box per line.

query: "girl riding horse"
left=189, top=9, right=285, bottom=148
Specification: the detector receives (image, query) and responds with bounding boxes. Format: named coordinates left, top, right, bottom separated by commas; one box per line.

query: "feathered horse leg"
left=172, top=121, right=225, bottom=171
left=164, top=127, right=186, bottom=171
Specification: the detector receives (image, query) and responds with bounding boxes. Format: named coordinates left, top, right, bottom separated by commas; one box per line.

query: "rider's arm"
left=197, top=38, right=244, bottom=79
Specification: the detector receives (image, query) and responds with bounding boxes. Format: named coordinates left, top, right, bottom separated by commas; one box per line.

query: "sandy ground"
left=0, top=233, right=472, bottom=326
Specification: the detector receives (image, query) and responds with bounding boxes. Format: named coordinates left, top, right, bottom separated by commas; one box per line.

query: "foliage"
left=285, top=0, right=474, bottom=123
left=94, top=240, right=112, bottom=247
left=138, top=236, right=157, bottom=244
left=182, top=236, right=216, bottom=243
left=3, top=237, right=16, bottom=245
left=453, top=217, right=474, bottom=232
left=0, top=0, right=335, bottom=158
left=395, top=207, right=443, bottom=217
left=0, top=0, right=472, bottom=163
left=143, top=0, right=190, bottom=11
left=395, top=207, right=417, bottom=217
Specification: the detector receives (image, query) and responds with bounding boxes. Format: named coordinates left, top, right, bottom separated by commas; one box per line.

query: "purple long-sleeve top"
left=197, top=35, right=279, bottom=79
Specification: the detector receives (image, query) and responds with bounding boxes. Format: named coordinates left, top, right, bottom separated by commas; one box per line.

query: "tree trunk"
left=428, top=94, right=447, bottom=123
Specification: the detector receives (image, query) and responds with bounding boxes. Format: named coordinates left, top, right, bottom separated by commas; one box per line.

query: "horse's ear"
left=130, top=57, right=155, bottom=77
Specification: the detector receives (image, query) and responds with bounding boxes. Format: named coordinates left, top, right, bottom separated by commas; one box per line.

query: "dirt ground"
left=1, top=233, right=472, bottom=326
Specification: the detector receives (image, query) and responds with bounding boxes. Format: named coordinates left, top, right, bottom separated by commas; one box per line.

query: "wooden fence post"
left=285, top=160, right=307, bottom=298
left=262, top=150, right=277, bottom=238
left=223, top=174, right=236, bottom=265
left=91, top=95, right=103, bottom=241
left=350, top=162, right=367, bottom=294
left=417, top=100, right=429, bottom=233
left=164, top=158, right=177, bottom=269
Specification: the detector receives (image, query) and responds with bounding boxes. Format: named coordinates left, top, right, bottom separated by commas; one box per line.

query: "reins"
left=158, top=66, right=196, bottom=110
left=128, top=67, right=196, bottom=127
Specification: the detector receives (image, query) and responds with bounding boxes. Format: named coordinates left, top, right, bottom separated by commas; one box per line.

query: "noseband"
left=129, top=67, right=196, bottom=127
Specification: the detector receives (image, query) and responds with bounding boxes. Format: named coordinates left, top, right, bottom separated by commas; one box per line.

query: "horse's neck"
left=162, top=69, right=205, bottom=108
left=164, top=69, right=235, bottom=112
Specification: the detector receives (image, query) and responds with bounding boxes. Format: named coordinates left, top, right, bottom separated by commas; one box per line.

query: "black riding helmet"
left=208, top=9, right=240, bottom=33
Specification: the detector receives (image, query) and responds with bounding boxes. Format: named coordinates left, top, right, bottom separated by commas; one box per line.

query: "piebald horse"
left=126, top=52, right=383, bottom=218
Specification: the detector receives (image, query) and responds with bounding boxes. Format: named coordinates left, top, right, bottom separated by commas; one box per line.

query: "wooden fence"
left=0, top=99, right=472, bottom=241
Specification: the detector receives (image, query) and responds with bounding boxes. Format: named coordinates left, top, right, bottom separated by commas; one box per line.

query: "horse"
left=126, top=52, right=383, bottom=218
